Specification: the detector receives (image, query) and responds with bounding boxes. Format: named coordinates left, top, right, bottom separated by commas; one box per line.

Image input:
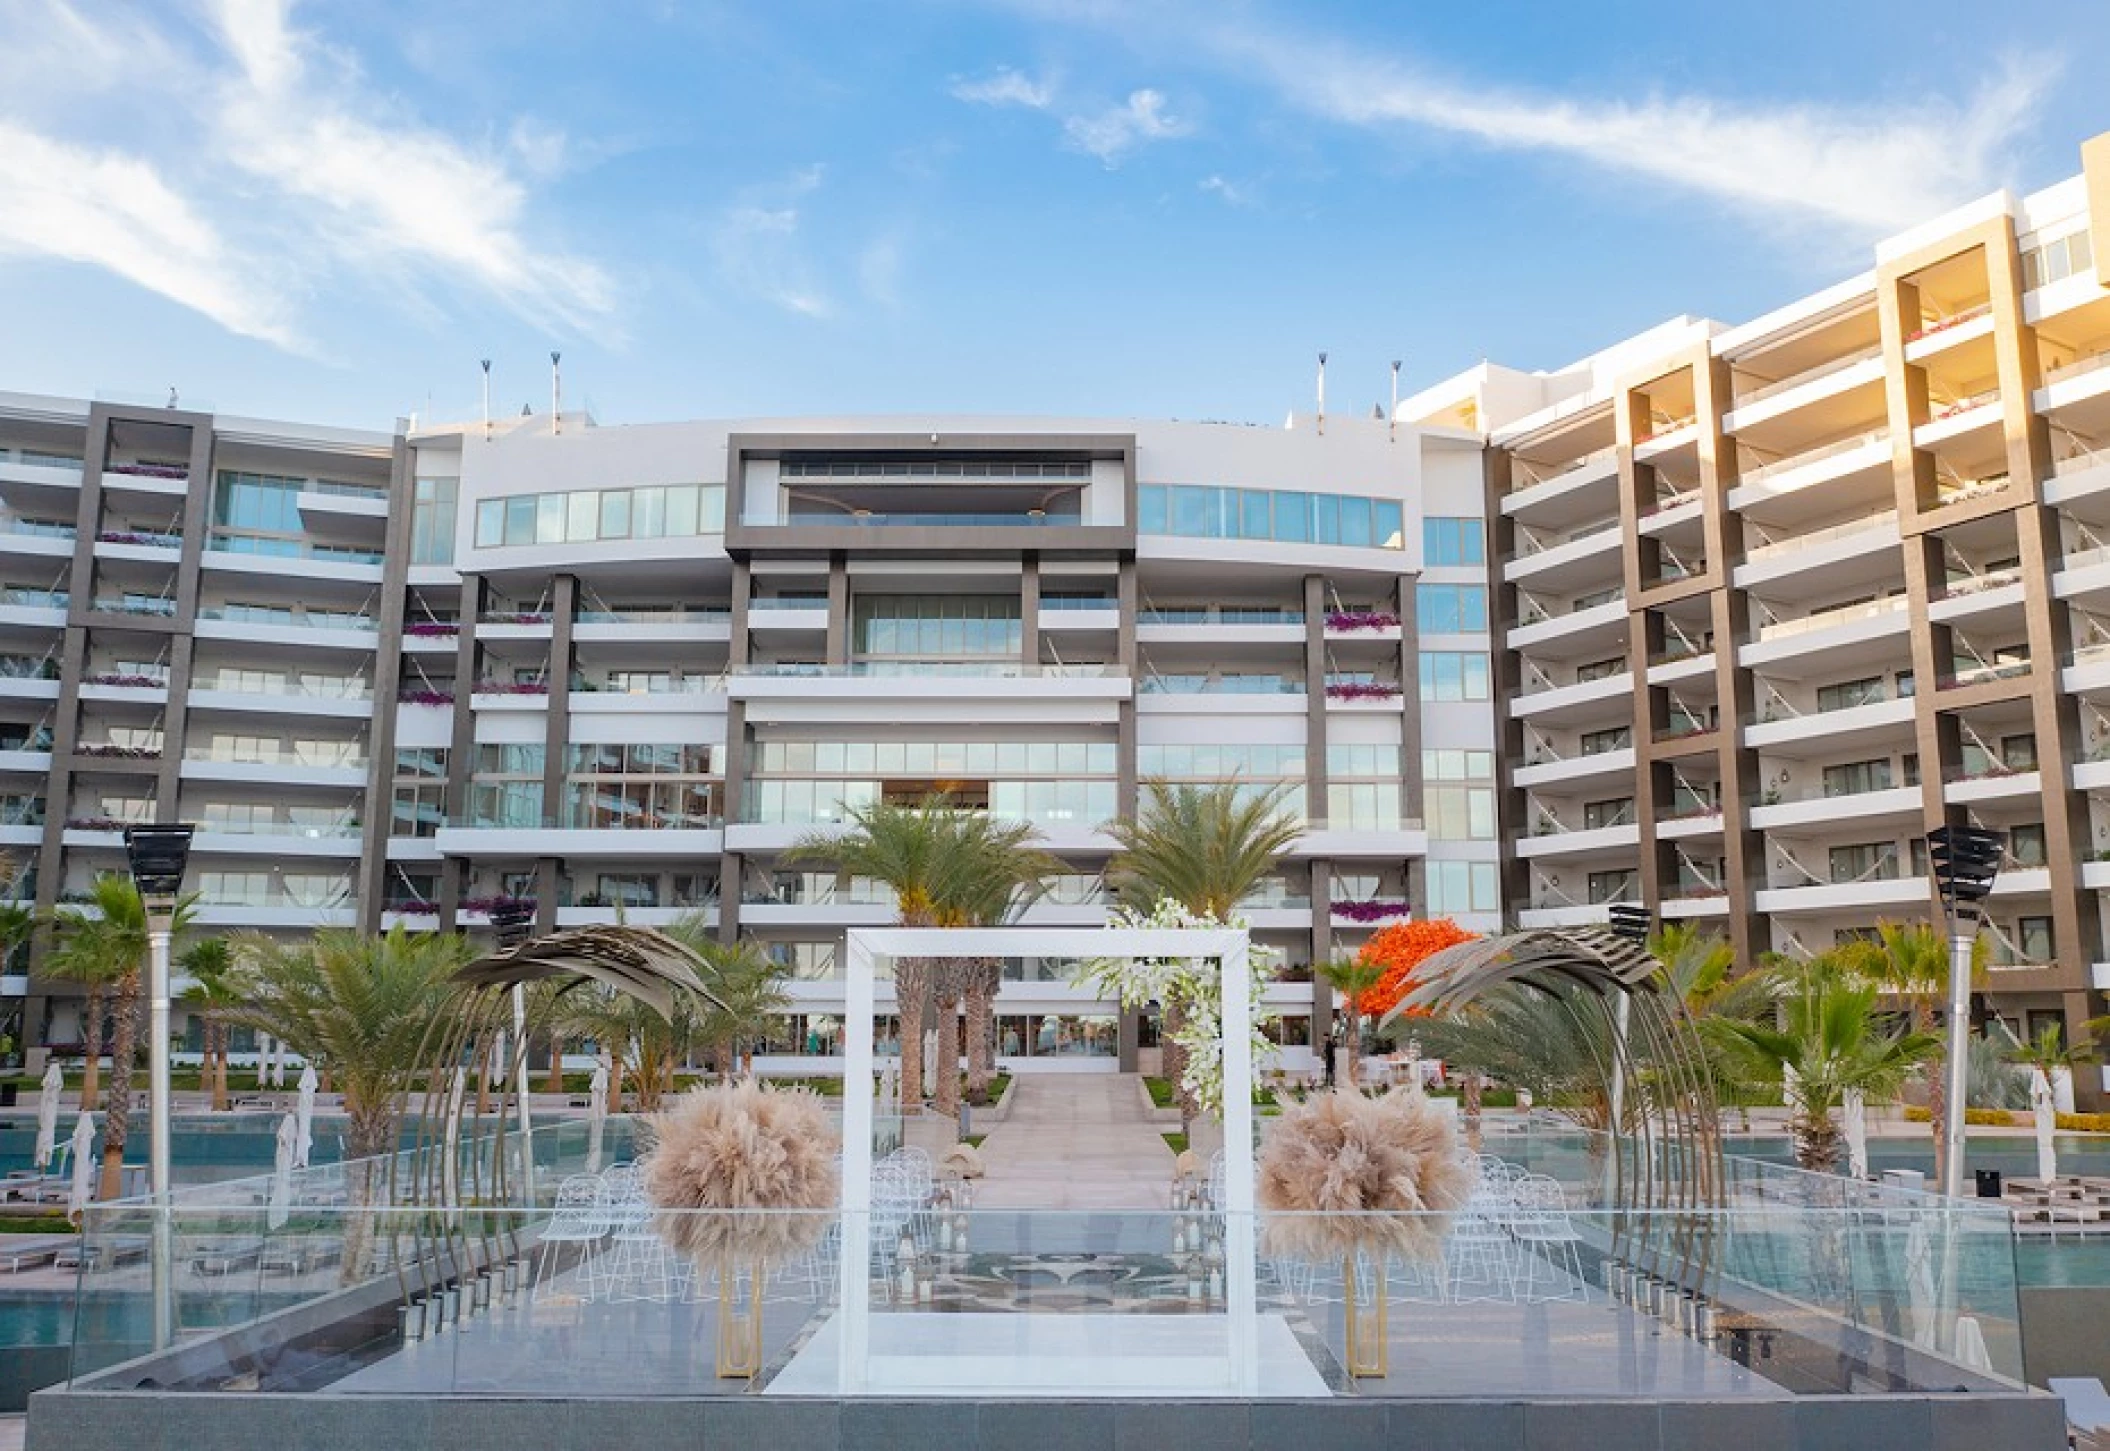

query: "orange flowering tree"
left=1355, top=918, right=1479, bottom=1023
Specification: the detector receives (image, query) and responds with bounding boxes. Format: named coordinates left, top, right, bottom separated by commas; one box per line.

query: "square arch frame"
left=839, top=926, right=1257, bottom=1395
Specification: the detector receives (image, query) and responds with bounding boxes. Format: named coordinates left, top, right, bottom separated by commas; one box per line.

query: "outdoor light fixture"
left=124, top=822, right=193, bottom=1355
left=489, top=898, right=536, bottom=952
left=1929, top=823, right=2003, bottom=1199
left=1607, top=903, right=1652, bottom=944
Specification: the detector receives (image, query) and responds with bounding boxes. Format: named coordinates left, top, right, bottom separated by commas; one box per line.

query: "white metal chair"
left=530, top=1174, right=609, bottom=1299
left=1509, top=1175, right=1588, bottom=1303
left=597, top=1164, right=687, bottom=1303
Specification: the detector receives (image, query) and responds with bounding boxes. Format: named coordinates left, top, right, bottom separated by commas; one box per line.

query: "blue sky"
left=0, top=0, right=2101, bottom=431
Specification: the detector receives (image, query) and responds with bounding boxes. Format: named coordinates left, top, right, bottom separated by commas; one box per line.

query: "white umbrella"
left=487, top=1030, right=509, bottom=1092
left=269, top=1040, right=285, bottom=1090
left=66, top=1113, right=95, bottom=1218
left=294, top=1064, right=318, bottom=1169
left=586, top=1051, right=609, bottom=1174
left=1843, top=1088, right=1869, bottom=1181
left=441, top=1067, right=465, bottom=1204
left=1954, top=1315, right=1994, bottom=1372
left=33, top=1061, right=63, bottom=1171
left=269, top=1113, right=296, bottom=1230
left=1904, top=1215, right=1939, bottom=1349
left=2031, top=1068, right=2058, bottom=1183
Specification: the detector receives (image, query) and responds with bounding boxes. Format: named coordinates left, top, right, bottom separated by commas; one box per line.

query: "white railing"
left=1743, top=509, right=1897, bottom=561
left=1756, top=594, right=1909, bottom=642
left=1509, top=445, right=1617, bottom=495
left=1739, top=430, right=1887, bottom=486
left=1733, top=343, right=1884, bottom=408
left=2044, top=351, right=2110, bottom=388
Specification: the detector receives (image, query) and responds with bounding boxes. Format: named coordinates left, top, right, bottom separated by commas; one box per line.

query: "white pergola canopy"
left=836, top=926, right=1259, bottom=1395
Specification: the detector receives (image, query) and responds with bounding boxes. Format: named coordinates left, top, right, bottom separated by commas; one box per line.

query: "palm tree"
left=2005, top=1021, right=2094, bottom=1100
left=784, top=796, right=1013, bottom=1119
left=177, top=937, right=239, bottom=1111
left=1872, top=920, right=1986, bottom=1188
left=1105, top=779, right=1299, bottom=1123
left=661, top=918, right=792, bottom=1079
left=1317, top=957, right=1387, bottom=1088
left=229, top=927, right=471, bottom=1161
left=1710, top=959, right=1941, bottom=1173
left=560, top=983, right=694, bottom=1111
left=48, top=876, right=196, bottom=1199
left=1410, top=989, right=1617, bottom=1135
left=943, top=817, right=1057, bottom=1107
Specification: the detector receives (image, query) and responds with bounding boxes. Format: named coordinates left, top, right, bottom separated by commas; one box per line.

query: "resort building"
left=0, top=397, right=1497, bottom=1075
left=1404, top=131, right=2110, bottom=1103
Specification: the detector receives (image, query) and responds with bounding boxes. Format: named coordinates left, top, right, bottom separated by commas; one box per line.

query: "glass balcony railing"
left=1139, top=674, right=1300, bottom=695
left=1142, top=606, right=1303, bottom=625
left=738, top=661, right=1118, bottom=680
left=1507, top=446, right=1616, bottom=495
left=1742, top=510, right=1897, bottom=561
left=183, top=746, right=366, bottom=770
left=198, top=606, right=377, bottom=631
left=1739, top=430, right=1888, bottom=486
left=1732, top=343, right=1884, bottom=408
left=576, top=606, right=730, bottom=624
left=1755, top=595, right=1909, bottom=642
left=0, top=518, right=76, bottom=541
left=779, top=511, right=1084, bottom=528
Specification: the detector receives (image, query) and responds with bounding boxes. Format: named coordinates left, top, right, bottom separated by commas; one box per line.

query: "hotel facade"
left=5, top=132, right=2110, bottom=1098
left=0, top=397, right=1496, bottom=1079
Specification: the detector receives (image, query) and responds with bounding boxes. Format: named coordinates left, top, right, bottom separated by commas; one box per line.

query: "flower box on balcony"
left=83, top=673, right=164, bottom=689
left=403, top=621, right=461, bottom=638
left=63, top=817, right=127, bottom=833
left=1324, top=681, right=1402, bottom=701
left=1324, top=611, right=1400, bottom=633
left=76, top=745, right=160, bottom=760
left=1331, top=900, right=1411, bottom=923
left=458, top=896, right=535, bottom=917
left=397, top=690, right=456, bottom=707
left=474, top=680, right=551, bottom=696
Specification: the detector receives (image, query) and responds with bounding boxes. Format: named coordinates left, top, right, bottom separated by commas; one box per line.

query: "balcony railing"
left=2043, top=350, right=2110, bottom=388
left=1142, top=606, right=1303, bottom=625
left=1733, top=343, right=1884, bottom=408
left=0, top=519, right=76, bottom=541
left=1755, top=595, right=1909, bottom=642
left=1507, top=446, right=1616, bottom=495
left=740, top=661, right=1119, bottom=680
left=1938, top=660, right=2032, bottom=690
left=1739, top=430, right=1887, bottom=486
left=1743, top=510, right=1897, bottom=562
left=779, top=511, right=1083, bottom=528
left=576, top=606, right=730, bottom=624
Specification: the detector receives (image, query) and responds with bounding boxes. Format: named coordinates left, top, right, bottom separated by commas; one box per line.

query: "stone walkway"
left=973, top=1075, right=1173, bottom=1209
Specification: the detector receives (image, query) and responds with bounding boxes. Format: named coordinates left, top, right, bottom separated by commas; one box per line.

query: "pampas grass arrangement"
left=644, top=1078, right=840, bottom=1271
left=1257, top=1088, right=1473, bottom=1265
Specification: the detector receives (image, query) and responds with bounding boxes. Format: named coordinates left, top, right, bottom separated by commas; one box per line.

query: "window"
left=2018, top=916, right=2055, bottom=961
left=1817, top=676, right=1884, bottom=712
left=1903, top=752, right=1920, bottom=787
left=1425, top=786, right=1495, bottom=839
left=1417, top=583, right=1487, bottom=634
left=1580, top=727, right=1631, bottom=756
left=1829, top=842, right=1899, bottom=884
left=1823, top=759, right=1893, bottom=797
left=473, top=484, right=725, bottom=548
left=2010, top=824, right=2047, bottom=868
left=1423, top=517, right=1485, bottom=567
left=1896, top=670, right=1915, bottom=698
left=854, top=595, right=1022, bottom=660
left=1575, top=656, right=1626, bottom=683
left=1583, top=797, right=1634, bottom=830
left=1419, top=651, right=1490, bottom=701
left=2023, top=230, right=2095, bottom=290
left=410, top=477, right=457, bottom=565
left=1420, top=749, right=1494, bottom=781
left=1135, top=485, right=1403, bottom=550
left=1587, top=870, right=1637, bottom=904
left=2001, top=734, right=2038, bottom=771
left=1426, top=860, right=1499, bottom=914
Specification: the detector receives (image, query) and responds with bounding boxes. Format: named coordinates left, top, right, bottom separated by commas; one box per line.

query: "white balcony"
left=1748, top=785, right=1920, bottom=833
left=1740, top=596, right=1909, bottom=668
left=1945, top=769, right=2040, bottom=806
left=574, top=617, right=732, bottom=646
left=1501, top=449, right=1618, bottom=519
left=1508, top=671, right=1631, bottom=724
left=0, top=750, right=52, bottom=775
left=194, top=615, right=378, bottom=653
left=1513, top=822, right=1640, bottom=860
left=297, top=489, right=388, bottom=529
left=1517, top=904, right=1612, bottom=930
left=0, top=677, right=59, bottom=704
left=1646, top=651, right=1715, bottom=687
left=1726, top=433, right=1890, bottom=515
left=2043, top=454, right=2110, bottom=509
left=0, top=457, right=85, bottom=492
left=1733, top=513, right=1900, bottom=592
left=203, top=549, right=381, bottom=586
left=1927, top=577, right=2025, bottom=624
left=1902, top=306, right=1995, bottom=362
left=1657, top=809, right=1723, bottom=841
left=1754, top=878, right=1930, bottom=914
left=1659, top=893, right=1731, bottom=919
left=555, top=906, right=714, bottom=930
left=192, top=904, right=360, bottom=931
left=1290, top=824, right=1428, bottom=860
left=79, top=680, right=168, bottom=706
left=1513, top=747, right=1635, bottom=791
left=1137, top=621, right=1303, bottom=647
left=1913, top=397, right=2002, bottom=450
left=186, top=687, right=373, bottom=720
left=180, top=757, right=366, bottom=790
left=1509, top=598, right=1624, bottom=653
left=569, top=688, right=728, bottom=718
left=1747, top=698, right=1913, bottom=754
left=0, top=823, right=41, bottom=849
left=0, top=530, right=73, bottom=564
left=1503, top=524, right=1622, bottom=591
left=1724, top=348, right=1885, bottom=439
left=469, top=688, right=551, bottom=712
left=433, top=825, right=725, bottom=858
left=191, top=828, right=363, bottom=859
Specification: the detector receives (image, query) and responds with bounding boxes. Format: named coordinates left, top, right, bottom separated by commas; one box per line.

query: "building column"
left=1020, top=553, right=1041, bottom=667
left=438, top=575, right=487, bottom=931
left=539, top=574, right=579, bottom=935
left=825, top=552, right=850, bottom=667
left=356, top=433, right=417, bottom=934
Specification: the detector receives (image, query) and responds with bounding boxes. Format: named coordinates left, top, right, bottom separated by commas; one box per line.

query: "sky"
left=0, top=0, right=2102, bottom=433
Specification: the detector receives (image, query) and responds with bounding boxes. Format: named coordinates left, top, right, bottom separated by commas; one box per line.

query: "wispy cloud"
left=0, top=0, right=616, bottom=350
left=1199, top=174, right=1256, bottom=208
left=951, top=66, right=1190, bottom=167
left=1063, top=89, right=1188, bottom=166
left=984, top=1, right=2056, bottom=235
left=950, top=66, right=1056, bottom=109
left=712, top=167, right=835, bottom=318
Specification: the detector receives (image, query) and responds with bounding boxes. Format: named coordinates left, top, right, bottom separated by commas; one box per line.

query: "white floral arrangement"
left=1074, top=898, right=1277, bottom=1115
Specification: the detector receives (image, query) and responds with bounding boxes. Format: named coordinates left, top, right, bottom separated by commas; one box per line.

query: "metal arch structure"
left=386, top=926, right=724, bottom=1331
left=1378, top=926, right=1726, bottom=1302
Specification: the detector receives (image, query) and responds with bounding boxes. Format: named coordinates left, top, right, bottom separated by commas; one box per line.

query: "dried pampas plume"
left=644, top=1079, right=840, bottom=1268
left=1257, top=1089, right=1472, bottom=1264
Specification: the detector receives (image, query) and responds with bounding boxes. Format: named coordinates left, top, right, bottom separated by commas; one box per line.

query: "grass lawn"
left=1162, top=1132, right=1188, bottom=1154
left=1144, top=1076, right=1274, bottom=1109
left=0, top=1215, right=76, bottom=1235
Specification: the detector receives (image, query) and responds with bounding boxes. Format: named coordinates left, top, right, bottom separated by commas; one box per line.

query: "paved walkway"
left=973, top=1074, right=1173, bottom=1209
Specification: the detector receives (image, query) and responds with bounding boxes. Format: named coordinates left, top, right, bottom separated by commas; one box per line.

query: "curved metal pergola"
left=384, top=925, right=723, bottom=1328
left=1378, top=926, right=1725, bottom=1301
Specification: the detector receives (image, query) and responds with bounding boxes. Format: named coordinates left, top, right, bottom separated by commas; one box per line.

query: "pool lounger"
left=188, top=1239, right=266, bottom=1276
left=258, top=1241, right=344, bottom=1276
left=0, top=1236, right=76, bottom=1272
left=55, top=1238, right=148, bottom=1271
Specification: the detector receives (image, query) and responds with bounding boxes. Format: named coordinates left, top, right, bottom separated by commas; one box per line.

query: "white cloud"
left=951, top=66, right=1056, bottom=110
left=712, top=170, right=835, bottom=319
left=0, top=0, right=615, bottom=350
left=1063, top=88, right=1189, bottom=165
left=0, top=122, right=298, bottom=347
left=984, top=0, right=2056, bottom=235
left=1199, top=174, right=1255, bottom=207
left=1237, top=29, right=2051, bottom=233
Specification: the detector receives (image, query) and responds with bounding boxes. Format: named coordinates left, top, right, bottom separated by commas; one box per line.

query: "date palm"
left=48, top=876, right=196, bottom=1199
left=228, top=927, right=471, bottom=1161
left=177, top=937, right=239, bottom=1110
left=1106, top=779, right=1299, bottom=1124
left=661, top=917, right=793, bottom=1080
left=1710, top=959, right=1940, bottom=1173
left=1317, top=957, right=1387, bottom=1088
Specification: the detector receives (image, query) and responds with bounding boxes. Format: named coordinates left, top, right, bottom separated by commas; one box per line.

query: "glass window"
left=665, top=484, right=699, bottom=537
left=1241, top=490, right=1271, bottom=539
left=1424, top=517, right=1485, bottom=566
left=2018, top=916, right=2054, bottom=960
left=2010, top=823, right=2047, bottom=867
left=1272, top=492, right=1309, bottom=542
left=1419, top=651, right=1490, bottom=701
left=566, top=491, right=599, bottom=543
left=633, top=486, right=666, bottom=539
left=599, top=490, right=631, bottom=540
left=475, top=499, right=503, bottom=548
left=1427, top=860, right=1499, bottom=914
left=503, top=496, right=535, bottom=546
left=535, top=494, right=565, bottom=544
left=1822, top=759, right=1893, bottom=797
left=1312, top=492, right=1340, bottom=545
left=1375, top=501, right=1404, bottom=550
left=1138, top=485, right=1167, bottom=535
left=1815, top=676, right=1884, bottom=712
left=1172, top=486, right=1215, bottom=538
left=1418, top=583, right=1486, bottom=634
left=1337, top=495, right=1373, bottom=548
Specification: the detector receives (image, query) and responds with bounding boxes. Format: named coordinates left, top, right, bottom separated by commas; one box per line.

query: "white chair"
left=597, top=1164, right=686, bottom=1303
left=1445, top=1165, right=1519, bottom=1303
left=530, top=1174, right=608, bottom=1300
left=1509, top=1175, right=1588, bottom=1303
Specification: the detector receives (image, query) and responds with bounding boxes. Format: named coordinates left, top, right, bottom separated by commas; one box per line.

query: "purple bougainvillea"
left=1325, top=681, right=1402, bottom=701
left=1331, top=900, right=1412, bottom=923
left=1324, top=610, right=1401, bottom=632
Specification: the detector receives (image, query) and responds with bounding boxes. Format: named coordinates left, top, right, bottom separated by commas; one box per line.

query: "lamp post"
left=1606, top=904, right=1651, bottom=1137
left=124, top=823, right=193, bottom=1352
left=488, top=901, right=536, bottom=1204
left=1929, top=825, right=2002, bottom=1200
